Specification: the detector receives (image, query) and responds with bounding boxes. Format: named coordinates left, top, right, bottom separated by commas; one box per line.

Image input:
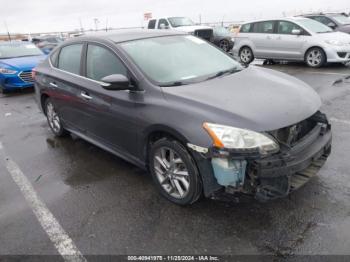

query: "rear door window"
left=253, top=21, right=275, bottom=33
left=86, top=44, right=127, bottom=81
left=58, top=44, right=83, bottom=75
left=148, top=19, right=156, bottom=29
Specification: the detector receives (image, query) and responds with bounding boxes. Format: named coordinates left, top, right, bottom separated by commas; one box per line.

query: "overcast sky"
left=1, top=0, right=349, bottom=34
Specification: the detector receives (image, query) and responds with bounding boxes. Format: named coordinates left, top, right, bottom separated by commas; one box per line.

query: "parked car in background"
left=32, top=35, right=63, bottom=54
left=212, top=27, right=234, bottom=52
left=233, top=17, right=350, bottom=67
left=301, top=13, right=350, bottom=34
left=0, top=42, right=46, bottom=94
left=35, top=30, right=331, bottom=205
left=148, top=17, right=213, bottom=42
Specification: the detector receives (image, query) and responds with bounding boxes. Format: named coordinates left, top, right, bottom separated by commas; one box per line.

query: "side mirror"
left=292, top=29, right=302, bottom=35
left=101, top=74, right=131, bottom=90
left=159, top=23, right=168, bottom=29
left=327, top=22, right=336, bottom=29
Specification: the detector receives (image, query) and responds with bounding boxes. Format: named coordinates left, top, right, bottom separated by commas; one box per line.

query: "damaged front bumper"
left=189, top=112, right=332, bottom=202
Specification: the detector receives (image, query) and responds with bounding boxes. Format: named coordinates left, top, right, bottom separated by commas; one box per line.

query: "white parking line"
left=0, top=141, right=86, bottom=262
left=330, top=117, right=350, bottom=126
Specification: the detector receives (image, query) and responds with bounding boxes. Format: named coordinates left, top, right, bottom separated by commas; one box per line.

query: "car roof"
left=241, top=17, right=307, bottom=25
left=73, top=29, right=188, bottom=43
left=0, top=41, right=35, bottom=46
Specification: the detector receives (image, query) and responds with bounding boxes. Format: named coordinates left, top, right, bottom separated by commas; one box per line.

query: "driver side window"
left=158, top=19, right=169, bottom=29
left=277, top=21, right=303, bottom=35
left=86, top=44, right=127, bottom=81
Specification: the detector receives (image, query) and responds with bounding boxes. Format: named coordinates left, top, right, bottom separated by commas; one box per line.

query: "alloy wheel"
left=219, top=40, right=229, bottom=52
left=240, top=48, right=253, bottom=64
left=307, top=49, right=323, bottom=67
left=46, top=102, right=61, bottom=133
left=153, top=147, right=190, bottom=199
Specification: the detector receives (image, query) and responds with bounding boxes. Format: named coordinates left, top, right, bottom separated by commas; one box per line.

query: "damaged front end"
left=192, top=111, right=332, bottom=202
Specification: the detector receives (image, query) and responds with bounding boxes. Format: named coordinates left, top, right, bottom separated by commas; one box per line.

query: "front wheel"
left=305, top=47, right=326, bottom=68
left=239, top=46, right=254, bottom=65
left=45, top=98, right=68, bottom=137
left=219, top=40, right=230, bottom=52
left=149, top=138, right=202, bottom=205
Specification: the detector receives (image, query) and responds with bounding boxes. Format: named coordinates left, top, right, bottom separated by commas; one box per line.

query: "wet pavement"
left=0, top=62, right=350, bottom=259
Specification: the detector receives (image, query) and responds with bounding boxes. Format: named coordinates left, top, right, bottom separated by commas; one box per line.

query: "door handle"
left=81, top=92, right=92, bottom=100
left=49, top=82, right=58, bottom=88
left=266, top=35, right=271, bottom=40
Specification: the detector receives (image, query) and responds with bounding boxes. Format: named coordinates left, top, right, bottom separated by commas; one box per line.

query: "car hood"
left=0, top=55, right=46, bottom=70
left=162, top=66, right=321, bottom=132
left=314, top=31, right=350, bottom=42
left=174, top=25, right=213, bottom=33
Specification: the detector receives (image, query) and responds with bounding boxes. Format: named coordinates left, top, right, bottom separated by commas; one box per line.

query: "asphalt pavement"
left=0, top=62, right=350, bottom=260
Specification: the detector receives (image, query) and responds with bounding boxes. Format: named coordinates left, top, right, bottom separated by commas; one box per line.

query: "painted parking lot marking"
left=330, top=117, right=350, bottom=126
left=0, top=141, right=86, bottom=262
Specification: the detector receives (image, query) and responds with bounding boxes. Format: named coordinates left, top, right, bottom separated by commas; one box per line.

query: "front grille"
left=194, top=29, right=213, bottom=41
left=19, top=71, right=33, bottom=83
left=269, top=112, right=328, bottom=147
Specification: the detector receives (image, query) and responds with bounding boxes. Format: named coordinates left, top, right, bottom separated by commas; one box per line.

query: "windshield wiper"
left=160, top=81, right=188, bottom=87
left=206, top=68, right=240, bottom=80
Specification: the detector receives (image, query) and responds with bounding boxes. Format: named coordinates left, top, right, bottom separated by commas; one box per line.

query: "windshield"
left=297, top=18, right=333, bottom=33
left=120, top=35, right=242, bottom=86
left=330, top=14, right=350, bottom=25
left=168, top=17, right=195, bottom=28
left=0, top=43, right=43, bottom=59
left=214, top=27, right=231, bottom=37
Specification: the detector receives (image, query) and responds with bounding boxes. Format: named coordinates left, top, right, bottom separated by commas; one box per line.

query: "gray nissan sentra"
left=34, top=30, right=332, bottom=205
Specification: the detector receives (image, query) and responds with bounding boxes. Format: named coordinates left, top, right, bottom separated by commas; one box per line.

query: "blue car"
left=0, top=42, right=46, bottom=93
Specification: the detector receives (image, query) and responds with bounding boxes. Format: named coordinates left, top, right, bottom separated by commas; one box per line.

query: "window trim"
left=49, top=40, right=139, bottom=88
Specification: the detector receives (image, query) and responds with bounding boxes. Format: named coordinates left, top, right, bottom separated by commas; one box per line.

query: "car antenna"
left=4, top=21, right=12, bottom=42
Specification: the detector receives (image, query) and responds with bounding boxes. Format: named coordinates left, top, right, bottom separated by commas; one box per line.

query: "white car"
left=232, top=17, right=350, bottom=67
left=148, top=17, right=213, bottom=42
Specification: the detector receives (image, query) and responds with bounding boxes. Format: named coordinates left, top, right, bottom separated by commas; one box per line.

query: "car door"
left=47, top=43, right=86, bottom=133
left=78, top=43, right=139, bottom=156
left=250, top=21, right=276, bottom=58
left=271, top=21, right=308, bottom=60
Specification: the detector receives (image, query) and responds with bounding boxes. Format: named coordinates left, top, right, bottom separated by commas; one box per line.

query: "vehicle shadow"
left=43, top=134, right=340, bottom=257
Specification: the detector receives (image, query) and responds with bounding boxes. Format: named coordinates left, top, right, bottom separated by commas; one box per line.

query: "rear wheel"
left=239, top=46, right=254, bottom=65
left=305, top=47, right=326, bottom=68
left=45, top=98, right=68, bottom=137
left=149, top=138, right=202, bottom=205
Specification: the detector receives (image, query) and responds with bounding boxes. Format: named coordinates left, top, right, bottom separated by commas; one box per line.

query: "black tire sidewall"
left=149, top=138, right=202, bottom=205
left=239, top=46, right=254, bottom=64
left=220, top=40, right=229, bottom=51
left=45, top=98, right=66, bottom=137
left=305, top=48, right=326, bottom=68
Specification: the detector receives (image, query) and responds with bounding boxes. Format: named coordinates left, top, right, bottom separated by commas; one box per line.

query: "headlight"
left=0, top=68, right=17, bottom=74
left=203, top=122, right=279, bottom=155
left=325, top=40, right=346, bottom=46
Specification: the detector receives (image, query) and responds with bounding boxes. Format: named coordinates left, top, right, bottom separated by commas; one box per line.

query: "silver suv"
left=233, top=17, right=350, bottom=67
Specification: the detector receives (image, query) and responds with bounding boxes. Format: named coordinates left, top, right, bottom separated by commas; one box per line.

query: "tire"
left=0, top=86, right=9, bottom=94
left=149, top=138, right=202, bottom=205
left=305, top=47, right=326, bottom=68
left=219, top=39, right=230, bottom=52
left=239, top=46, right=254, bottom=65
left=44, top=98, right=68, bottom=137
